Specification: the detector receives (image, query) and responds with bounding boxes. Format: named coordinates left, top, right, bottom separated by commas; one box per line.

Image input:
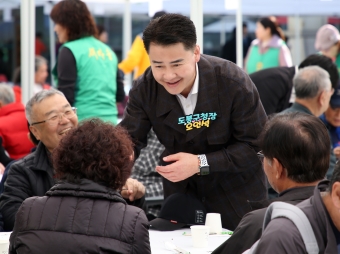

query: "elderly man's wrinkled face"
left=29, top=94, right=78, bottom=153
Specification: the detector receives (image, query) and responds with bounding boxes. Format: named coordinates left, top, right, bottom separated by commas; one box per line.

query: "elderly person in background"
left=0, top=84, right=34, bottom=160
left=315, top=24, right=340, bottom=66
left=12, top=56, right=51, bottom=103
left=34, top=55, right=50, bottom=93
left=0, top=89, right=145, bottom=231
left=282, top=66, right=335, bottom=179
left=9, top=119, right=151, bottom=254
left=321, top=86, right=340, bottom=158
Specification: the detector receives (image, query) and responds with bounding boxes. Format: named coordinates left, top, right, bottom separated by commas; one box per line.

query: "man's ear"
left=29, top=126, right=41, bottom=141
left=318, top=90, right=327, bottom=107
left=331, top=182, right=340, bottom=210
left=272, top=158, right=285, bottom=179
left=194, top=44, right=200, bottom=63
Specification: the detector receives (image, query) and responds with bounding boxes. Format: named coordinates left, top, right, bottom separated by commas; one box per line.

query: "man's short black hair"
left=299, top=54, right=339, bottom=89
left=143, top=13, right=197, bottom=53
left=261, top=112, right=330, bottom=183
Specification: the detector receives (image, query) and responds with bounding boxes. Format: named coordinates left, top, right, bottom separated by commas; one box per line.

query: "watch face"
left=200, top=166, right=210, bottom=175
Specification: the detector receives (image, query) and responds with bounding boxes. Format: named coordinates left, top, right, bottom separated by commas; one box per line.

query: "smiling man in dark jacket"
left=0, top=89, right=146, bottom=231
left=212, top=112, right=330, bottom=254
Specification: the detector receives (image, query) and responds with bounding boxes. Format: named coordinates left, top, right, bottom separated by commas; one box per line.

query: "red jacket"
left=0, top=103, right=34, bottom=159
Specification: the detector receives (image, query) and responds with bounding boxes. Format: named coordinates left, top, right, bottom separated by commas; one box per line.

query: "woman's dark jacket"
left=9, top=179, right=151, bottom=254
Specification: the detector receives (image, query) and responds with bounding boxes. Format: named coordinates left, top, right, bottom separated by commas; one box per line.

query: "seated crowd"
left=1, top=1, right=340, bottom=253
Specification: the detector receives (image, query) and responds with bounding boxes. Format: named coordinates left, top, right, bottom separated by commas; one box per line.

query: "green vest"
left=53, top=36, right=118, bottom=124
left=335, top=54, right=340, bottom=76
left=246, top=46, right=280, bottom=74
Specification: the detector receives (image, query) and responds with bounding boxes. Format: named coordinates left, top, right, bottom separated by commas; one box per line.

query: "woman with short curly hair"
left=50, top=0, right=120, bottom=124
left=9, top=119, right=151, bottom=254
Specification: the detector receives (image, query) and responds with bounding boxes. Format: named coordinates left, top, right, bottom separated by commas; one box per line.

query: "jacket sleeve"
left=125, top=195, right=146, bottom=211
left=57, top=47, right=77, bottom=105
left=206, top=70, right=267, bottom=174
left=119, top=80, right=151, bottom=158
left=253, top=218, right=307, bottom=254
left=0, top=161, right=32, bottom=231
left=279, top=44, right=293, bottom=67
left=132, top=209, right=151, bottom=254
left=115, top=68, right=125, bottom=103
left=212, top=209, right=265, bottom=254
left=118, top=35, right=145, bottom=74
left=0, top=137, right=13, bottom=167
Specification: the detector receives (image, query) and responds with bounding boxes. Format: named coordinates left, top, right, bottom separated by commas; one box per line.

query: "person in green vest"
left=245, top=16, right=293, bottom=74
left=315, top=24, right=340, bottom=76
left=50, top=0, right=119, bottom=124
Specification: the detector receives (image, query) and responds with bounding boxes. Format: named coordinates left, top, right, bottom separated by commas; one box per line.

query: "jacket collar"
left=32, top=142, right=53, bottom=173
left=289, top=102, right=313, bottom=115
left=155, top=54, right=222, bottom=141
left=46, top=179, right=127, bottom=204
left=248, top=185, right=316, bottom=211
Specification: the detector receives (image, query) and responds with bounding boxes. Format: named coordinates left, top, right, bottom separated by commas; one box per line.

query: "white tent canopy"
left=9, top=0, right=340, bottom=103
left=1, top=0, right=340, bottom=16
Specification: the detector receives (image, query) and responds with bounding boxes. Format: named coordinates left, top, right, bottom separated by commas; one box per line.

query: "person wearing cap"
left=320, top=86, right=340, bottom=159
left=119, top=11, right=167, bottom=80
left=315, top=24, right=340, bottom=75
left=119, top=13, right=267, bottom=231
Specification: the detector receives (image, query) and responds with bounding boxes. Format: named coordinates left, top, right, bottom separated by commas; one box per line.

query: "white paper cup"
left=190, top=225, right=210, bottom=248
left=0, top=232, right=11, bottom=254
left=205, top=213, right=222, bottom=234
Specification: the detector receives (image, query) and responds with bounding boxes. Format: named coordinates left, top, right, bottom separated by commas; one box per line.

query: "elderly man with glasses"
left=0, top=89, right=146, bottom=231
left=212, top=112, right=330, bottom=254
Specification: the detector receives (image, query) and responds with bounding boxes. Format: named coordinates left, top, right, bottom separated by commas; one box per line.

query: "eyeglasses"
left=257, top=150, right=265, bottom=164
left=30, top=107, right=77, bottom=127
left=257, top=150, right=287, bottom=169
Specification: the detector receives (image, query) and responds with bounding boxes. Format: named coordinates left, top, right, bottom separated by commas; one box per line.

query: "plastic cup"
left=205, top=213, right=222, bottom=234
left=190, top=225, right=210, bottom=248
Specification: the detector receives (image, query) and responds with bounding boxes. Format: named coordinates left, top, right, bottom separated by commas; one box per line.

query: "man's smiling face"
left=29, top=94, right=78, bottom=153
left=149, top=42, right=200, bottom=98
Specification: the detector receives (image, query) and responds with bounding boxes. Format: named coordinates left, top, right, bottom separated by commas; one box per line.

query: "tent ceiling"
left=0, top=0, right=339, bottom=16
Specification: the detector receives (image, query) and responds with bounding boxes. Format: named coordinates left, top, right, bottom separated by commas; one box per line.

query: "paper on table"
left=149, top=228, right=231, bottom=254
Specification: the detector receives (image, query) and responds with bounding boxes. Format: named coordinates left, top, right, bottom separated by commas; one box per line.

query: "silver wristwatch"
left=197, top=154, right=210, bottom=175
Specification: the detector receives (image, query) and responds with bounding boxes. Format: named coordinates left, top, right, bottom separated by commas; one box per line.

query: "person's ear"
left=331, top=182, right=340, bottom=210
left=194, top=44, right=200, bottom=63
left=318, top=90, right=327, bottom=107
left=29, top=126, right=41, bottom=141
left=272, top=158, right=285, bottom=179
